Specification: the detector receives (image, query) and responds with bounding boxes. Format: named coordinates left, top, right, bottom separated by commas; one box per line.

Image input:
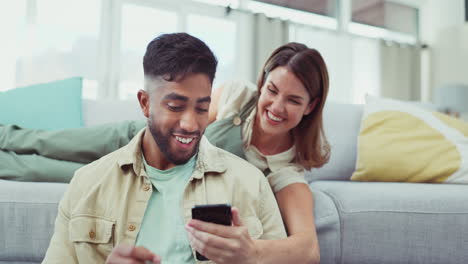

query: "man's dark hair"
left=143, top=33, right=217, bottom=84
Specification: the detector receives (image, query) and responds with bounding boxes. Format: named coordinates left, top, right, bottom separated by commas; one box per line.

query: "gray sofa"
left=1, top=100, right=468, bottom=264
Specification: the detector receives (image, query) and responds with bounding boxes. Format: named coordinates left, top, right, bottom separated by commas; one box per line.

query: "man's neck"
left=141, top=128, right=175, bottom=170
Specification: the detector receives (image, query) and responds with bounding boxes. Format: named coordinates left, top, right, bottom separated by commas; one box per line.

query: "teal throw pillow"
left=0, top=77, right=83, bottom=130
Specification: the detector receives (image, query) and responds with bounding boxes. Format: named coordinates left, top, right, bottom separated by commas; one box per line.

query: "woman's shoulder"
left=216, top=79, right=258, bottom=120
left=266, top=164, right=307, bottom=193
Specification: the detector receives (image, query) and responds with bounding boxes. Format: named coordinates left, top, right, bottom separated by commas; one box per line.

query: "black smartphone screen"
left=191, top=204, right=232, bottom=261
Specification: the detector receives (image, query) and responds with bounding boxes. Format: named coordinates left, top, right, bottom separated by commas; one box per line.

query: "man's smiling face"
left=143, top=73, right=212, bottom=165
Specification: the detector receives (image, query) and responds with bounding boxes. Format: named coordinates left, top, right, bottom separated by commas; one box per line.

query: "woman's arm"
left=208, top=84, right=225, bottom=124
left=184, top=181, right=319, bottom=264
left=256, top=183, right=320, bottom=264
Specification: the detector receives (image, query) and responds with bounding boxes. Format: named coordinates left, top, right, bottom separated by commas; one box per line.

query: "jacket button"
left=233, top=116, right=242, bottom=126
left=143, top=184, right=150, bottom=191
left=89, top=231, right=96, bottom=239
left=128, top=224, right=136, bottom=231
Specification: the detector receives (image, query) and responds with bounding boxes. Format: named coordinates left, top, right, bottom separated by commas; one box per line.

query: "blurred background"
left=0, top=0, right=466, bottom=115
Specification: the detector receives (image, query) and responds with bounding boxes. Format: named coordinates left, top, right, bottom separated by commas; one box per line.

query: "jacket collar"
left=117, top=128, right=226, bottom=178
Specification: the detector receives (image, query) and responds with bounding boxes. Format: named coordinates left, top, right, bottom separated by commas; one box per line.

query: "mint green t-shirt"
left=136, top=154, right=196, bottom=264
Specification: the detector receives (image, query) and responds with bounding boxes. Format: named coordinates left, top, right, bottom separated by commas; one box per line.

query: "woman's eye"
left=289, top=99, right=300, bottom=105
left=268, top=88, right=277, bottom=94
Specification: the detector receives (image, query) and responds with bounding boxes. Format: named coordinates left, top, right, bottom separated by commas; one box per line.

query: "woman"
left=187, top=42, right=330, bottom=264
left=0, top=42, right=329, bottom=264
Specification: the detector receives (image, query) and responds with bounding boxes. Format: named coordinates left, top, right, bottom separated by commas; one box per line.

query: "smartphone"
left=191, top=204, right=232, bottom=261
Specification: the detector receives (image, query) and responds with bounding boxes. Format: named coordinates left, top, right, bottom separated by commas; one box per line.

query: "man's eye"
left=197, top=108, right=209, bottom=113
left=168, top=105, right=184, bottom=111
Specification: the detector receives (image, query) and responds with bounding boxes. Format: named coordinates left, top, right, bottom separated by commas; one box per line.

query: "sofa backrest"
left=82, top=99, right=145, bottom=127
left=306, top=101, right=363, bottom=182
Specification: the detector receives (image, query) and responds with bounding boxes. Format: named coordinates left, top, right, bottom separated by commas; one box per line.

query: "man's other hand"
left=106, top=244, right=161, bottom=264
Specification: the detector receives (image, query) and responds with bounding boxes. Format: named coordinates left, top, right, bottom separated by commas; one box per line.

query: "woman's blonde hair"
left=257, top=42, right=330, bottom=170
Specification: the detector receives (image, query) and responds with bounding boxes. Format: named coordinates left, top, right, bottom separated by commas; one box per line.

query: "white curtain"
left=380, top=41, right=421, bottom=100
left=289, top=25, right=355, bottom=103
left=252, top=13, right=289, bottom=81
left=351, top=37, right=381, bottom=104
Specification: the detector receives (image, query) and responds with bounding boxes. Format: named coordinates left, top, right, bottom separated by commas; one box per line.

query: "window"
left=0, top=0, right=26, bottom=91
left=119, top=4, right=178, bottom=99
left=193, top=0, right=239, bottom=8
left=350, top=0, right=418, bottom=43
left=15, top=0, right=101, bottom=98
left=1, top=0, right=421, bottom=103
left=187, top=14, right=237, bottom=89
left=255, top=0, right=337, bottom=17
left=248, top=0, right=337, bottom=29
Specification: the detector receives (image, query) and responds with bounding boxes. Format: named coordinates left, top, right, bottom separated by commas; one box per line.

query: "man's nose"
left=179, top=111, right=199, bottom=133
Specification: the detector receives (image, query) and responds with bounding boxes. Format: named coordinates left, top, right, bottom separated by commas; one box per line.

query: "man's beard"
left=147, top=118, right=201, bottom=165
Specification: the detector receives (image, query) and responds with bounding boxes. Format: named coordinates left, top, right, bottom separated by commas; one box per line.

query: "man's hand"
left=185, top=207, right=259, bottom=264
left=106, top=244, right=161, bottom=264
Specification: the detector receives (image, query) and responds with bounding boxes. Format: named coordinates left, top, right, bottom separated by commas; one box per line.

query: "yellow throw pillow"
left=351, top=96, right=468, bottom=184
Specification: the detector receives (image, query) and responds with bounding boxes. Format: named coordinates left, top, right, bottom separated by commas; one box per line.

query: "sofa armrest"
left=310, top=181, right=468, bottom=264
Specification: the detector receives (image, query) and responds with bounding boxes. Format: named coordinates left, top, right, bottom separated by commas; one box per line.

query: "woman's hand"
left=185, top=207, right=259, bottom=264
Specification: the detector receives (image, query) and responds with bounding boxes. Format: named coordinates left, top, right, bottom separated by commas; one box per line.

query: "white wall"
left=419, top=0, right=467, bottom=101
left=432, top=24, right=468, bottom=87
left=419, top=0, right=465, bottom=45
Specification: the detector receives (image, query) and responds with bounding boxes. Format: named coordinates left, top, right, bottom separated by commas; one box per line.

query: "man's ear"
left=137, top=89, right=150, bottom=118
left=304, top=98, right=319, bottom=116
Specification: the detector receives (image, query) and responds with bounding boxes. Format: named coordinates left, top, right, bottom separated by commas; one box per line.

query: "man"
left=42, top=33, right=286, bottom=264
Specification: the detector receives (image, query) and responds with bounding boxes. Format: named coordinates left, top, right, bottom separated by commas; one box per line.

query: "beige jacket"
left=42, top=129, right=286, bottom=264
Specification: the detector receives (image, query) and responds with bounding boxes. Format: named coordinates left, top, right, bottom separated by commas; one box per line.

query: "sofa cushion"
left=82, top=99, right=145, bottom=127
left=352, top=95, right=468, bottom=183
left=0, top=180, right=67, bottom=262
left=0, top=77, right=83, bottom=130
left=306, top=101, right=363, bottom=182
left=310, top=180, right=468, bottom=264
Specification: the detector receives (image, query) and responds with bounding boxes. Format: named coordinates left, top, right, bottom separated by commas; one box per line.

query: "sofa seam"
left=340, top=210, right=468, bottom=215
left=319, top=189, right=345, bottom=264
left=0, top=201, right=59, bottom=205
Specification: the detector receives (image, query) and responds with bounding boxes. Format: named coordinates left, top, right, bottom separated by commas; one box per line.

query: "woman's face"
left=256, top=66, right=315, bottom=137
